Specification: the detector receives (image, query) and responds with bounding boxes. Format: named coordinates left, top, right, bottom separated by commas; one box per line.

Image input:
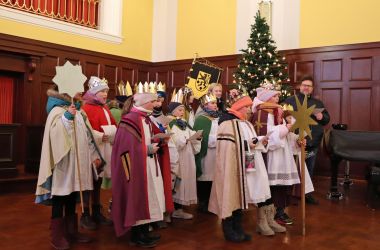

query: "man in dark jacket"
left=284, top=76, right=330, bottom=204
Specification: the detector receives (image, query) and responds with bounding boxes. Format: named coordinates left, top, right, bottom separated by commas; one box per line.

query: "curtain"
left=0, top=76, right=14, bottom=124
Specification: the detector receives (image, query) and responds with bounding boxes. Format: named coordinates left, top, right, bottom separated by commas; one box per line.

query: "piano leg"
left=340, top=160, right=354, bottom=187
left=327, top=154, right=344, bottom=200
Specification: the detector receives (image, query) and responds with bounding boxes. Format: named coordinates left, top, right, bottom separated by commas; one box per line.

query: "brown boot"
left=65, top=214, right=92, bottom=243
left=50, top=218, right=70, bottom=250
left=256, top=207, right=275, bottom=236
left=265, top=204, right=286, bottom=233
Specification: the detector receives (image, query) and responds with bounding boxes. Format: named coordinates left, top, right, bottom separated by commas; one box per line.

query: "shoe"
left=152, top=220, right=168, bottom=229
left=171, top=209, right=193, bottom=220
left=64, top=214, right=92, bottom=243
left=275, top=213, right=293, bottom=225
left=129, top=225, right=158, bottom=248
left=92, top=204, right=113, bottom=226
left=232, top=210, right=252, bottom=241
left=222, top=217, right=245, bottom=243
left=80, top=214, right=97, bottom=230
left=265, top=205, right=286, bottom=233
left=256, top=207, right=275, bottom=236
left=306, top=194, right=319, bottom=205
left=50, top=218, right=70, bottom=250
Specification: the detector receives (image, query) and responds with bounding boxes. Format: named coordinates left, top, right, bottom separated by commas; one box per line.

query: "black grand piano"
left=326, top=129, right=380, bottom=206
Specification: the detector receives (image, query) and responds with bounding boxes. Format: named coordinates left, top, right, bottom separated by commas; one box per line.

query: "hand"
left=249, top=142, right=256, bottom=149
left=315, top=112, right=323, bottom=120
left=297, top=138, right=307, bottom=147
left=151, top=143, right=160, bottom=154
left=93, top=158, right=101, bottom=168
left=286, top=123, right=293, bottom=130
left=262, top=138, right=268, bottom=146
left=68, top=104, right=76, bottom=115
left=102, top=134, right=109, bottom=142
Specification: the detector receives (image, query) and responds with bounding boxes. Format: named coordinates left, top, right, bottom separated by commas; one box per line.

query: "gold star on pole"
left=290, top=95, right=317, bottom=140
left=52, top=61, right=87, bottom=98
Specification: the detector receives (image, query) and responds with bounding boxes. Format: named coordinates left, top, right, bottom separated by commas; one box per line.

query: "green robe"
left=193, top=114, right=213, bottom=178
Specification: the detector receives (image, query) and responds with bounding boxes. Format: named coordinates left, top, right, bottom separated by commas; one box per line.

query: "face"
left=141, top=99, right=158, bottom=112
left=173, top=106, right=185, bottom=118
left=205, top=101, right=218, bottom=111
left=95, top=89, right=108, bottom=103
left=212, top=86, right=223, bottom=99
left=300, top=80, right=314, bottom=95
left=155, top=97, right=164, bottom=108
left=229, top=89, right=239, bottom=98
left=268, top=93, right=280, bottom=104
left=188, top=94, right=194, bottom=104
left=285, top=115, right=293, bottom=124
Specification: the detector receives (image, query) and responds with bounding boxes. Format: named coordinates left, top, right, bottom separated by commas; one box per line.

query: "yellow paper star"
left=52, top=61, right=87, bottom=98
left=290, top=95, right=318, bottom=139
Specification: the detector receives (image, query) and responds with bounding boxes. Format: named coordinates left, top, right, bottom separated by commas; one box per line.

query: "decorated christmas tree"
left=233, top=11, right=291, bottom=102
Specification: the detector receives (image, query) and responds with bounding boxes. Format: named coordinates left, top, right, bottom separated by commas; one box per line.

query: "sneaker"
left=171, top=209, right=193, bottom=220
left=306, top=194, right=319, bottom=205
left=80, top=214, right=97, bottom=230
left=275, top=214, right=293, bottom=225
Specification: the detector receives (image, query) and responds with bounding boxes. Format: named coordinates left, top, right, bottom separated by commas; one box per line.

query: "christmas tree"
left=234, top=11, right=291, bottom=102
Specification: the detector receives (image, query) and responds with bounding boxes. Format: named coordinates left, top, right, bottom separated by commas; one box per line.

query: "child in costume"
left=81, top=76, right=116, bottom=229
left=35, top=87, right=103, bottom=249
left=111, top=82, right=167, bottom=248
left=251, top=87, right=300, bottom=226
left=168, top=88, right=202, bottom=219
left=193, top=93, right=220, bottom=213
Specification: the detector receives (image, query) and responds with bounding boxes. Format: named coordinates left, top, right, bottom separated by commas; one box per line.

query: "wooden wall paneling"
left=321, top=59, right=342, bottom=82
left=0, top=53, right=27, bottom=73
left=348, top=86, right=372, bottom=130
left=84, top=61, right=101, bottom=87
left=154, top=71, right=170, bottom=84
left=104, top=64, right=118, bottom=98
left=121, top=67, right=135, bottom=84
left=320, top=87, right=342, bottom=125
left=41, top=55, right=59, bottom=77
left=350, top=57, right=372, bottom=81
left=171, top=69, right=187, bottom=88
left=137, top=69, right=149, bottom=83
left=294, top=60, right=315, bottom=83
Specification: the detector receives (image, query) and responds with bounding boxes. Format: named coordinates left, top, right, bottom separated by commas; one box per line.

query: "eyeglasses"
left=301, top=84, right=313, bottom=88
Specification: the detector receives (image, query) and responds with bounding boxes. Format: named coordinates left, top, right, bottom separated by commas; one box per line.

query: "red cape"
left=82, top=103, right=116, bottom=132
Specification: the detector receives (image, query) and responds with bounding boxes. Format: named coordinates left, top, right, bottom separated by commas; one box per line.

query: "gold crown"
left=117, top=80, right=133, bottom=97
left=157, top=82, right=166, bottom=92
left=228, top=84, right=249, bottom=105
left=282, top=104, right=294, bottom=112
left=134, top=81, right=157, bottom=94
left=170, top=88, right=184, bottom=103
left=200, top=93, right=217, bottom=105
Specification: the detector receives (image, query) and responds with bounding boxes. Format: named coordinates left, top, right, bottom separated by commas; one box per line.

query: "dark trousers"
left=306, top=148, right=319, bottom=177
left=197, top=181, right=212, bottom=206
left=270, top=185, right=291, bottom=211
left=51, top=192, right=77, bottom=218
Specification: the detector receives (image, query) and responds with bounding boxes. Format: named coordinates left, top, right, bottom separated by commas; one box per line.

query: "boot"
left=266, top=204, right=286, bottom=233
left=92, top=204, right=113, bottom=226
left=50, top=218, right=70, bottom=250
left=80, top=213, right=97, bottom=230
left=65, top=214, right=92, bottom=243
left=143, top=224, right=161, bottom=243
left=129, top=225, right=157, bottom=248
left=222, top=216, right=245, bottom=242
left=256, top=207, right=275, bottom=236
left=232, top=210, right=251, bottom=241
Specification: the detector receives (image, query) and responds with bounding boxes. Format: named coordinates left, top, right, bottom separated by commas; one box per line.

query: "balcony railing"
left=0, top=0, right=100, bottom=29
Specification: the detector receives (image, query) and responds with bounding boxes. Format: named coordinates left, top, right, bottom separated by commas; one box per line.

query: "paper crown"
left=117, top=80, right=133, bottom=97
left=200, top=93, right=217, bottom=105
left=157, top=82, right=166, bottom=92
left=88, top=76, right=108, bottom=90
left=134, top=81, right=158, bottom=94
left=182, top=86, right=193, bottom=95
left=170, top=88, right=184, bottom=103
left=282, top=104, right=294, bottom=112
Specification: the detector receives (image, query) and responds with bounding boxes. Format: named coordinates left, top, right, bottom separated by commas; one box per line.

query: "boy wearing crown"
left=168, top=89, right=202, bottom=219
left=81, top=76, right=116, bottom=229
left=193, top=93, right=220, bottom=213
left=111, top=82, right=166, bottom=248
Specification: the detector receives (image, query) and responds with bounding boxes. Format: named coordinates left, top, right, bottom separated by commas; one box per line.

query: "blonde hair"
left=208, top=83, right=223, bottom=94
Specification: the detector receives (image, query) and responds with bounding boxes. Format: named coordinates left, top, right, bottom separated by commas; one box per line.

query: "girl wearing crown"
left=81, top=76, right=116, bottom=229
left=251, top=87, right=300, bottom=226
left=182, top=86, right=196, bottom=127
left=111, top=82, right=167, bottom=247
left=193, top=93, right=220, bottom=213
left=168, top=89, right=202, bottom=219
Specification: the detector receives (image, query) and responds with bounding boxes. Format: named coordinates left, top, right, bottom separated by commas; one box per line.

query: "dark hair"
left=301, top=75, right=314, bottom=84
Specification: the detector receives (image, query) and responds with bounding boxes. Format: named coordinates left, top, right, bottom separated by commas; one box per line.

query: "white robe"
left=135, top=118, right=165, bottom=225
left=287, top=132, right=314, bottom=194
left=198, top=118, right=218, bottom=181
left=51, top=112, right=97, bottom=196
left=239, top=121, right=272, bottom=204
left=170, top=124, right=201, bottom=205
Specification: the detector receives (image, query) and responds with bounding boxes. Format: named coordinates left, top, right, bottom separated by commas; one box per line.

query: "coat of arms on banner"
left=186, top=56, right=222, bottom=99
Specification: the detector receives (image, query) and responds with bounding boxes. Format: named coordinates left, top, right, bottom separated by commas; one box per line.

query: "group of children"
left=36, top=77, right=314, bottom=249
